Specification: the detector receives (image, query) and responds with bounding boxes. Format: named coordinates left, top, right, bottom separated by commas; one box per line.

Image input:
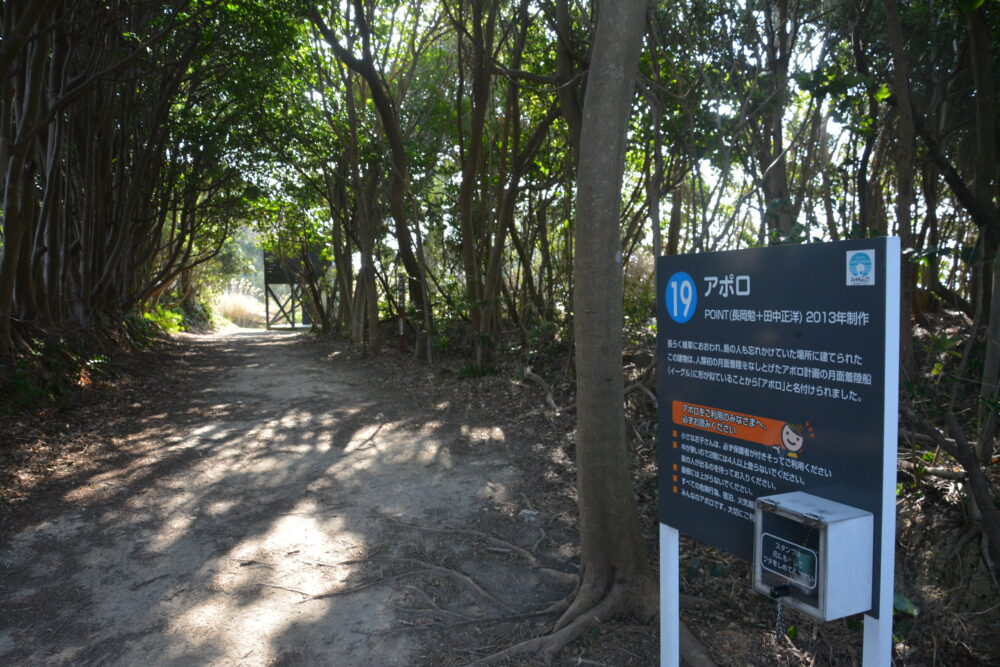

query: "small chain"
left=775, top=597, right=785, bottom=642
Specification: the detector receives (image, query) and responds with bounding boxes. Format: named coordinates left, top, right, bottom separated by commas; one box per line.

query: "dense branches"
left=0, top=1, right=300, bottom=354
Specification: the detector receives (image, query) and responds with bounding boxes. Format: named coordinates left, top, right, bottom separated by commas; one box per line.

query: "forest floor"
left=1, top=328, right=998, bottom=666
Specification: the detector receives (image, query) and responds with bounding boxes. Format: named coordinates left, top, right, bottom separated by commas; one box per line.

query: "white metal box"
left=753, top=491, right=873, bottom=621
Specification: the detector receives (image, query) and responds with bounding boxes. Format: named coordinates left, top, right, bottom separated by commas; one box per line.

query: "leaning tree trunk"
left=561, top=0, right=655, bottom=631
left=310, top=6, right=425, bottom=319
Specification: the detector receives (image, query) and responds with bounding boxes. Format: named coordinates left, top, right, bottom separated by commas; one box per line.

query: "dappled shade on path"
left=0, top=331, right=568, bottom=665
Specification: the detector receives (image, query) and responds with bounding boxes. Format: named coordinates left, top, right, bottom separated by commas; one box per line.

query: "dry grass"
left=214, top=290, right=266, bottom=328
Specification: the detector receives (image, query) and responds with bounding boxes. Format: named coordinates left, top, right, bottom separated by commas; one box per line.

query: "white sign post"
left=660, top=523, right=679, bottom=667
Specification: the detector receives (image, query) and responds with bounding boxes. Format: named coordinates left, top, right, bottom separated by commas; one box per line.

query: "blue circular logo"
left=665, top=272, right=697, bottom=323
left=849, top=252, right=873, bottom=278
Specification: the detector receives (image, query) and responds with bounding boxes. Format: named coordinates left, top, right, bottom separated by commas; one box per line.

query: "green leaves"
left=893, top=592, right=920, bottom=617
left=956, top=0, right=985, bottom=13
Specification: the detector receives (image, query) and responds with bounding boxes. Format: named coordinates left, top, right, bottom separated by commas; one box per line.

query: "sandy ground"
left=0, top=330, right=553, bottom=666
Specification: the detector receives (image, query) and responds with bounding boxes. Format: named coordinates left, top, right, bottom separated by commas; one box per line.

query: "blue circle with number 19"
left=665, top=272, right=697, bottom=323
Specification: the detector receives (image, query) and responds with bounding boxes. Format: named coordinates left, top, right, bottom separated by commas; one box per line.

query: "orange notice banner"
left=672, top=400, right=788, bottom=448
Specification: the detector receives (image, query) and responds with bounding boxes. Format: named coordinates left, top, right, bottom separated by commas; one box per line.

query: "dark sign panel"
left=264, top=253, right=292, bottom=284
left=263, top=249, right=325, bottom=285
left=657, top=238, right=898, bottom=616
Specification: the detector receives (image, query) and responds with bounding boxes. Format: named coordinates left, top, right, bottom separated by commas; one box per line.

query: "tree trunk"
left=757, top=0, right=794, bottom=241
left=560, top=0, right=655, bottom=630
left=967, top=7, right=997, bottom=221
left=345, top=69, right=380, bottom=351
left=967, top=5, right=1000, bottom=460
left=648, top=100, right=663, bottom=257
left=977, top=248, right=1000, bottom=460
left=310, top=6, right=424, bottom=316
left=453, top=1, right=493, bottom=369
left=666, top=184, right=683, bottom=255
left=552, top=0, right=584, bottom=158
left=851, top=0, right=879, bottom=237
left=884, top=0, right=916, bottom=378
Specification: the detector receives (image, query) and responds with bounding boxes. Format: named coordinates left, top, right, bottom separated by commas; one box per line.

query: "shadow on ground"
left=0, top=330, right=574, bottom=666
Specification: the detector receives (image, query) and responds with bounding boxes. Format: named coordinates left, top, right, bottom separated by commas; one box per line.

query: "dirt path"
left=0, top=330, right=572, bottom=665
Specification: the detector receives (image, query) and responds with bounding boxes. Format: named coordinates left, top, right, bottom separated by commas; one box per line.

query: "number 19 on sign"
left=666, top=272, right=697, bottom=324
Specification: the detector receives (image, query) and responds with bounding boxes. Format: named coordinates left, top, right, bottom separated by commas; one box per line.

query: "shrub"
left=143, top=305, right=185, bottom=334
left=0, top=336, right=113, bottom=415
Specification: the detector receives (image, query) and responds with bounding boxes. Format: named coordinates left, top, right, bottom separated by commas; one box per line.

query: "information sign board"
left=656, top=238, right=899, bottom=617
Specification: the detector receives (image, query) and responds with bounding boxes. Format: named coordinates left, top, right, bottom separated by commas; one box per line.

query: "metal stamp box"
left=753, top=491, right=874, bottom=621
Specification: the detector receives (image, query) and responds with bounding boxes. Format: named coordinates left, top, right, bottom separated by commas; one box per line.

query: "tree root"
left=524, top=365, right=561, bottom=411
left=981, top=533, right=1000, bottom=595
left=906, top=410, right=1000, bottom=581
left=261, top=583, right=312, bottom=597
left=396, top=584, right=473, bottom=621
left=304, top=567, right=436, bottom=602
left=462, top=583, right=627, bottom=665
left=461, top=580, right=718, bottom=666
left=373, top=513, right=577, bottom=585
left=624, top=381, right=657, bottom=406
left=553, top=574, right=613, bottom=631
left=374, top=514, right=538, bottom=563
left=680, top=622, right=718, bottom=667
left=379, top=602, right=568, bottom=635
left=332, top=556, right=516, bottom=612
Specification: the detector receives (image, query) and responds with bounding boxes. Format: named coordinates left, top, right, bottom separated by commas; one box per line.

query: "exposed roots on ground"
left=463, top=576, right=718, bottom=666
left=680, top=623, right=720, bottom=667
left=376, top=597, right=571, bottom=635
left=301, top=565, right=437, bottom=602
left=372, top=513, right=578, bottom=585
left=309, top=557, right=517, bottom=612
left=463, top=583, right=630, bottom=666
left=523, top=366, right=561, bottom=412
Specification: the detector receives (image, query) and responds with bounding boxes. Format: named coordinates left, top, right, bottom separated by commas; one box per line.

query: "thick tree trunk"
left=0, top=12, right=51, bottom=352
left=967, top=7, right=997, bottom=221
left=977, top=249, right=1000, bottom=460
left=0, top=210, right=27, bottom=352
left=561, top=0, right=655, bottom=630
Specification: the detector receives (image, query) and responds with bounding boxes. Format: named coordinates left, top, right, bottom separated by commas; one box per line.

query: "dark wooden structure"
left=263, top=251, right=320, bottom=329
